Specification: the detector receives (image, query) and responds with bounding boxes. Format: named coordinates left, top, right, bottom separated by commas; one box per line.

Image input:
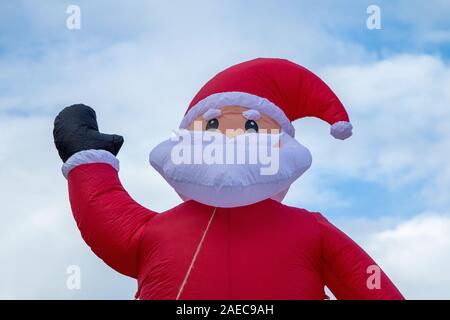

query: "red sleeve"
left=68, top=163, right=157, bottom=278
left=313, top=213, right=404, bottom=300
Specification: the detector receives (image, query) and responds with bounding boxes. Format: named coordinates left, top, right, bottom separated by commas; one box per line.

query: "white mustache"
left=168, top=129, right=284, bottom=175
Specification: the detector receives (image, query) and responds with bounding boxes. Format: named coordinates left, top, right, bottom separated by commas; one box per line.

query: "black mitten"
left=53, top=104, right=124, bottom=162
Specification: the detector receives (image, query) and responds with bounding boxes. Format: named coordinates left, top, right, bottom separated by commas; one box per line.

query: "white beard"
left=149, top=130, right=312, bottom=208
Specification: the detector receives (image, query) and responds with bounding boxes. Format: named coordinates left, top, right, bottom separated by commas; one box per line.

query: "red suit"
left=68, top=163, right=404, bottom=300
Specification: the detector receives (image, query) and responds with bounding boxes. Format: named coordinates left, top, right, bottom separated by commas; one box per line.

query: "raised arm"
left=312, top=213, right=404, bottom=300
left=54, top=104, right=157, bottom=278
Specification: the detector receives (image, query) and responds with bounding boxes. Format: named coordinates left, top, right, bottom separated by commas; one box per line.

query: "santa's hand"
left=53, top=104, right=124, bottom=162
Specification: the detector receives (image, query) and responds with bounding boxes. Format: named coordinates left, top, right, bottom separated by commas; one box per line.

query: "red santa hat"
left=179, top=58, right=352, bottom=139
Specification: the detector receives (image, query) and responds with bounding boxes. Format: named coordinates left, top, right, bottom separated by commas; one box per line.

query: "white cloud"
left=360, top=213, right=450, bottom=299
left=291, top=55, right=450, bottom=211
left=326, top=213, right=450, bottom=299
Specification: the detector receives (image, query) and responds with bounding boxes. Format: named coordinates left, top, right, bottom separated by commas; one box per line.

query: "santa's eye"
left=245, top=120, right=259, bottom=133
left=205, top=118, right=219, bottom=131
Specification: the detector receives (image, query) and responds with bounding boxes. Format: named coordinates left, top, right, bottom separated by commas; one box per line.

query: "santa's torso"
left=136, top=199, right=326, bottom=300
left=68, top=164, right=403, bottom=300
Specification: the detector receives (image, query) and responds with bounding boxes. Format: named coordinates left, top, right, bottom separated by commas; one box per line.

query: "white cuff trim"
left=62, top=149, right=119, bottom=179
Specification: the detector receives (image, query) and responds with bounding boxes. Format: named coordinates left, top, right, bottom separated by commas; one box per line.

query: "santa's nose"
left=224, top=128, right=245, bottom=138
left=222, top=129, right=281, bottom=147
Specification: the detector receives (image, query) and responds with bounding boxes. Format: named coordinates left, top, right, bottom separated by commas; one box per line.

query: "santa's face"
left=149, top=105, right=312, bottom=207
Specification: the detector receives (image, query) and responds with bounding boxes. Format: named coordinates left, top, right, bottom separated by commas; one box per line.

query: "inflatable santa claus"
left=53, top=58, right=404, bottom=300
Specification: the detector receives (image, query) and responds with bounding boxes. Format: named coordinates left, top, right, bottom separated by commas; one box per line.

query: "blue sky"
left=1, top=0, right=450, bottom=299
